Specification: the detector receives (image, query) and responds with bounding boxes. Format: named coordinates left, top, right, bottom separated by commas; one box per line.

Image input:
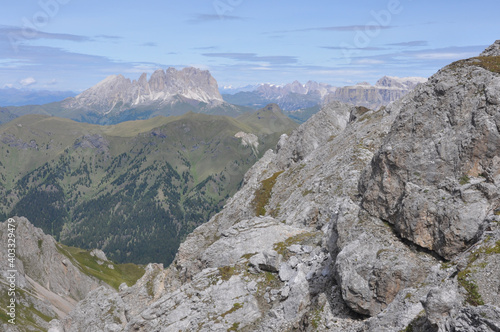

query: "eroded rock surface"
left=0, top=217, right=109, bottom=331
left=359, top=48, right=500, bottom=260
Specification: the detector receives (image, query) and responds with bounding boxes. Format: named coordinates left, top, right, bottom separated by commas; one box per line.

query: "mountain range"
left=0, top=68, right=250, bottom=125
left=222, top=76, right=427, bottom=121
left=0, top=69, right=426, bottom=127
left=3, top=40, right=495, bottom=332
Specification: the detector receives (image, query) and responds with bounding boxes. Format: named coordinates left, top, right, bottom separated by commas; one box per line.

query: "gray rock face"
left=49, top=264, right=164, bottom=332
left=446, top=305, right=500, bottom=332
left=274, top=101, right=352, bottom=168
left=421, top=284, right=464, bottom=327
left=62, top=67, right=224, bottom=113
left=480, top=40, right=500, bottom=57
left=359, top=53, right=500, bottom=259
left=46, top=41, right=500, bottom=332
left=0, top=217, right=109, bottom=331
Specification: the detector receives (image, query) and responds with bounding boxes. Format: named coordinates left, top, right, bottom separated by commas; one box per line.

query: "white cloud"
left=3, top=83, right=13, bottom=88
left=20, top=77, right=36, bottom=86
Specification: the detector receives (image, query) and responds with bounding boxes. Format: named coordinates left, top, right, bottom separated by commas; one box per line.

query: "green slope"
left=0, top=106, right=297, bottom=265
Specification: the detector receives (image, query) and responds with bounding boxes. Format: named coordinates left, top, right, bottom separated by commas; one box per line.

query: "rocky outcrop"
left=479, top=39, right=500, bottom=57
left=52, top=98, right=435, bottom=331
left=62, top=67, right=224, bottom=113
left=359, top=46, right=500, bottom=260
left=49, top=263, right=164, bottom=332
left=274, top=101, right=352, bottom=167
left=0, top=217, right=110, bottom=331
left=48, top=42, right=500, bottom=332
left=235, top=132, right=259, bottom=155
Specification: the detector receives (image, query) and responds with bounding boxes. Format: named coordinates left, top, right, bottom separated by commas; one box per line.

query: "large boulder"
left=360, top=52, right=500, bottom=259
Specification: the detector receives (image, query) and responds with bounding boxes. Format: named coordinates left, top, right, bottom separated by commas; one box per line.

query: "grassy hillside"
left=0, top=107, right=297, bottom=265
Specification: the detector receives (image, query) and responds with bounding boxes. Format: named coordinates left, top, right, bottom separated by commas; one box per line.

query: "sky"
left=0, top=0, right=499, bottom=92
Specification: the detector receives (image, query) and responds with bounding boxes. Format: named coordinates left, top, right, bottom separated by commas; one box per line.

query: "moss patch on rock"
left=457, top=239, right=500, bottom=306
left=252, top=171, right=284, bottom=216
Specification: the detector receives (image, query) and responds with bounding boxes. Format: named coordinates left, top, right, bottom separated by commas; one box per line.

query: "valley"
left=0, top=106, right=297, bottom=265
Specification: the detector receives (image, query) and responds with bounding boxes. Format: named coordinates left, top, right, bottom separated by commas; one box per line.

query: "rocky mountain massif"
left=0, top=68, right=250, bottom=125
left=0, top=105, right=297, bottom=266
left=223, top=76, right=426, bottom=122
left=34, top=41, right=500, bottom=331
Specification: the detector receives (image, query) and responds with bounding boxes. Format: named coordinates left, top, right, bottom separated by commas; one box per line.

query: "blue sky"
left=0, top=0, right=499, bottom=92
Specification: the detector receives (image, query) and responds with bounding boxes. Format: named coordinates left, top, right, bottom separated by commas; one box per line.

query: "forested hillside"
left=0, top=106, right=296, bottom=265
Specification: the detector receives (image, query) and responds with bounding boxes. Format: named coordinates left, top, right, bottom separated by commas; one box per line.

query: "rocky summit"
left=62, top=67, right=224, bottom=114
left=4, top=41, right=500, bottom=331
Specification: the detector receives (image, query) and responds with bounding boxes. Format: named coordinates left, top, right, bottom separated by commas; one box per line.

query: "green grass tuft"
left=457, top=268, right=484, bottom=306
left=273, top=232, right=316, bottom=256
left=459, top=175, right=470, bottom=185
left=227, top=322, right=240, bottom=331
left=450, top=56, right=500, bottom=74
left=475, top=56, right=500, bottom=73
left=241, top=252, right=257, bottom=260
left=252, top=171, right=284, bottom=216
left=456, top=240, right=500, bottom=306
left=218, top=265, right=238, bottom=281
left=221, top=303, right=243, bottom=318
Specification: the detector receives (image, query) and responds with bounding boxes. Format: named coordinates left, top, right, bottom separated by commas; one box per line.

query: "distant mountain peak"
left=262, top=103, right=283, bottom=114
left=62, top=67, right=224, bottom=114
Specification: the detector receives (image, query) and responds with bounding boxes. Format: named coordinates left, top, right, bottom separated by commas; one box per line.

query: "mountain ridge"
left=0, top=216, right=146, bottom=331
